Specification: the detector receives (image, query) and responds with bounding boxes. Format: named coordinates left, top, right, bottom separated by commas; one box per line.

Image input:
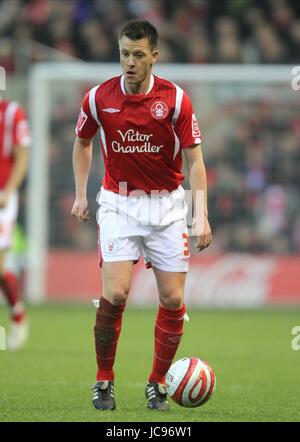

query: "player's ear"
left=151, top=49, right=159, bottom=65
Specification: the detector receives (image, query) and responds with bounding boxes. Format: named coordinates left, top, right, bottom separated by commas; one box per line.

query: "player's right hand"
left=71, top=197, right=90, bottom=222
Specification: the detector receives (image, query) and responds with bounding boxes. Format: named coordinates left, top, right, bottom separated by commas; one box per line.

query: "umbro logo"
left=102, top=108, right=121, bottom=113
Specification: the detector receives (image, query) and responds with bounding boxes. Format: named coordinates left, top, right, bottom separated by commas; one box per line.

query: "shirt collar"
left=120, top=74, right=154, bottom=95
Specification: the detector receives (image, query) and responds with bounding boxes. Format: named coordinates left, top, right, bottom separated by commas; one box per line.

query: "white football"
left=166, top=357, right=216, bottom=408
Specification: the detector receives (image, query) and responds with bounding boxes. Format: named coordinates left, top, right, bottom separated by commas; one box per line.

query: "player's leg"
left=94, top=260, right=134, bottom=382
left=93, top=260, right=134, bottom=411
left=0, top=196, right=28, bottom=350
left=93, top=187, right=142, bottom=409
left=0, top=250, right=28, bottom=351
left=144, top=269, right=187, bottom=410
left=143, top=221, right=189, bottom=410
left=150, top=268, right=187, bottom=382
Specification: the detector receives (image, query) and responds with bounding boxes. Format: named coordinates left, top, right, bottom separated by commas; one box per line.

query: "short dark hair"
left=119, top=19, right=158, bottom=50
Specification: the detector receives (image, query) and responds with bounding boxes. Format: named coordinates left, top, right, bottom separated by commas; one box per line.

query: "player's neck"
left=125, top=72, right=152, bottom=95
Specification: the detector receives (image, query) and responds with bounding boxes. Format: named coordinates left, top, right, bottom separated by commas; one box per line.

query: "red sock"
left=94, top=296, right=126, bottom=381
left=0, top=272, right=25, bottom=322
left=149, top=304, right=186, bottom=385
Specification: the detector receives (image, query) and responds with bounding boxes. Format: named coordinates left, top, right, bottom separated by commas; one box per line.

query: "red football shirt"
left=0, top=98, right=31, bottom=189
left=76, top=74, right=202, bottom=194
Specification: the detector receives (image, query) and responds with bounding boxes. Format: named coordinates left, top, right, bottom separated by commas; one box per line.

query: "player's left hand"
left=0, top=190, right=10, bottom=208
left=195, top=215, right=212, bottom=252
left=71, top=197, right=90, bottom=222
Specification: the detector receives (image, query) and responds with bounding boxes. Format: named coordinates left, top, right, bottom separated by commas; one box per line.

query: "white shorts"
left=0, top=191, right=18, bottom=250
left=97, top=186, right=190, bottom=272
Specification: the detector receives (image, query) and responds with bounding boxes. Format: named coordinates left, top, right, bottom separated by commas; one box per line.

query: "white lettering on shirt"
left=112, top=130, right=163, bottom=153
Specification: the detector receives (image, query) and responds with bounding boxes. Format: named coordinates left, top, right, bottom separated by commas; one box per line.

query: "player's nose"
left=127, top=55, right=135, bottom=67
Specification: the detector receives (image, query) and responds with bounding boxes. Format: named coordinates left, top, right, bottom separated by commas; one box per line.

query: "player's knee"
left=107, top=286, right=129, bottom=306
left=160, top=292, right=184, bottom=310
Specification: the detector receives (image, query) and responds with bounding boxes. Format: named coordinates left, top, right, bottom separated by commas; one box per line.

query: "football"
left=166, top=357, right=216, bottom=408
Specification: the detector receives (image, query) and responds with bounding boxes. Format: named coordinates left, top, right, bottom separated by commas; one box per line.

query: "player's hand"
left=0, top=190, right=10, bottom=208
left=71, top=197, right=90, bottom=222
left=195, top=215, right=212, bottom=252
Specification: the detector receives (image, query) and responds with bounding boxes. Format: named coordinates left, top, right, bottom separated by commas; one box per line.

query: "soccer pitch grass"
left=0, top=303, right=299, bottom=422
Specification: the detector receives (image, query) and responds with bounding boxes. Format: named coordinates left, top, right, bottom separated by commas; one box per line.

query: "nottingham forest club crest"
left=151, top=101, right=169, bottom=120
left=105, top=239, right=119, bottom=253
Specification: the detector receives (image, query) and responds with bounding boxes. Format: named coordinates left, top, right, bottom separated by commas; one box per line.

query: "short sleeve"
left=174, top=92, right=202, bottom=148
left=13, top=107, right=31, bottom=147
left=75, top=90, right=100, bottom=138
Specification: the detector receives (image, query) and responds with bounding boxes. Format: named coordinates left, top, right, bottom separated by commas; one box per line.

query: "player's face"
left=119, top=36, right=158, bottom=92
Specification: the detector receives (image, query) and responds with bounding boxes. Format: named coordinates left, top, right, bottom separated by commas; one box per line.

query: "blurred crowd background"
left=1, top=0, right=299, bottom=255
left=1, top=0, right=300, bottom=70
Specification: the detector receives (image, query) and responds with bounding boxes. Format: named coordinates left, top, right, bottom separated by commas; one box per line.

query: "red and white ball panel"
left=166, top=357, right=216, bottom=408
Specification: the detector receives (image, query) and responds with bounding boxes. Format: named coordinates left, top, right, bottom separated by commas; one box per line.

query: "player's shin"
left=94, top=296, right=126, bottom=381
left=0, top=271, right=25, bottom=322
left=149, top=304, right=186, bottom=385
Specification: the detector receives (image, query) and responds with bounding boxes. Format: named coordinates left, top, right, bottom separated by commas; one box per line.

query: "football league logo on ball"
left=151, top=101, right=169, bottom=119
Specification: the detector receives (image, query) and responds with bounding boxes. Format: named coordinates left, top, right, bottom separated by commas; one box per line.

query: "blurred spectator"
left=254, top=24, right=289, bottom=63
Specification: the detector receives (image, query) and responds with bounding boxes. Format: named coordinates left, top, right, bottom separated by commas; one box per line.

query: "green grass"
left=0, top=304, right=300, bottom=422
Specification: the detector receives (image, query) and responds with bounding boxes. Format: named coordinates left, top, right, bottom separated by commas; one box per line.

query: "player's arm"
left=71, top=136, right=93, bottom=222
left=174, top=90, right=211, bottom=251
left=184, top=144, right=212, bottom=252
left=71, top=89, right=100, bottom=223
